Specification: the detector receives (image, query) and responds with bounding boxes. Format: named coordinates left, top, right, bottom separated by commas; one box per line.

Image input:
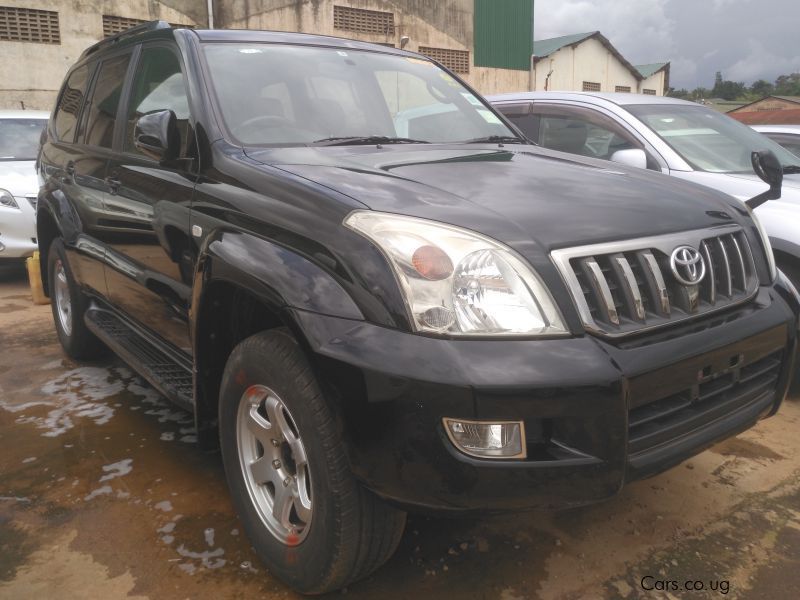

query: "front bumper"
left=0, top=198, right=37, bottom=259
left=292, top=282, right=798, bottom=513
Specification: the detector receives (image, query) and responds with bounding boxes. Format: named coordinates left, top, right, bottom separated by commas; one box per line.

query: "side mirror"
left=610, top=148, right=647, bottom=170
left=746, top=149, right=783, bottom=209
left=134, top=109, right=180, bottom=163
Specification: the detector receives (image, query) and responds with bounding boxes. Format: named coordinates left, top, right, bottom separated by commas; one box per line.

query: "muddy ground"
left=1, top=265, right=799, bottom=600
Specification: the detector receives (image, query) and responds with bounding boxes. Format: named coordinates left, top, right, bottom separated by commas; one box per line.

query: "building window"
left=0, top=6, right=60, bottom=44
left=582, top=81, right=601, bottom=92
left=418, top=46, right=470, bottom=74
left=333, top=5, right=394, bottom=35
left=643, top=88, right=657, bottom=95
left=615, top=86, right=631, bottom=93
left=102, top=15, right=193, bottom=37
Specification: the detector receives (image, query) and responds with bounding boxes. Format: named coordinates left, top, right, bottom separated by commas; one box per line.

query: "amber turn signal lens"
left=411, top=245, right=453, bottom=280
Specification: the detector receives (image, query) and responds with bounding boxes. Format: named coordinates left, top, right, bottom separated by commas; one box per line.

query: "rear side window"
left=124, top=46, right=191, bottom=156
left=82, top=54, right=131, bottom=148
left=54, top=65, right=90, bottom=142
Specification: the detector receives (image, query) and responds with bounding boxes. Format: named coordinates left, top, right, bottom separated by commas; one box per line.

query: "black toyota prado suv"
left=38, top=22, right=798, bottom=594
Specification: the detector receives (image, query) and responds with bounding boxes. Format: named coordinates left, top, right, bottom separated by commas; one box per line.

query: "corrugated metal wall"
left=473, top=0, right=533, bottom=71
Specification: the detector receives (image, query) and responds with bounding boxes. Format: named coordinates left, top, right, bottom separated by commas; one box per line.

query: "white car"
left=0, top=110, right=49, bottom=263
left=751, top=124, right=800, bottom=158
left=487, top=92, right=800, bottom=288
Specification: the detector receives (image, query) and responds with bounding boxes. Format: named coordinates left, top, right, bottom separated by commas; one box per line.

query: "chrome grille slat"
left=551, top=225, right=758, bottom=338
left=716, top=237, right=733, bottom=297
left=614, top=255, right=645, bottom=321
left=639, top=250, right=670, bottom=316
left=701, top=241, right=716, bottom=304
left=730, top=235, right=747, bottom=291
left=582, top=257, right=619, bottom=325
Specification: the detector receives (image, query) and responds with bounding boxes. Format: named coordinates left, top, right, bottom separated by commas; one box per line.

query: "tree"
left=668, top=87, right=690, bottom=99
left=774, top=73, right=800, bottom=96
left=711, top=72, right=746, bottom=100
left=750, top=79, right=774, bottom=96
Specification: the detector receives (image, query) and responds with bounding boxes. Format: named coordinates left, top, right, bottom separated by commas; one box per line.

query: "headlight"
left=345, top=211, right=567, bottom=336
left=747, top=206, right=777, bottom=281
left=0, top=188, right=19, bottom=209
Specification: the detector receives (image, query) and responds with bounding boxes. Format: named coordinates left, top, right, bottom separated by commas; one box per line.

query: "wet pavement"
left=1, top=264, right=799, bottom=600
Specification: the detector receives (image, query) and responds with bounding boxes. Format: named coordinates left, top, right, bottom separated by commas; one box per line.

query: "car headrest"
left=543, top=119, right=588, bottom=154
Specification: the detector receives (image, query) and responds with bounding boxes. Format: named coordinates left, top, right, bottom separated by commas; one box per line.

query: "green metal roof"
left=532, top=32, right=596, bottom=58
left=635, top=62, right=669, bottom=78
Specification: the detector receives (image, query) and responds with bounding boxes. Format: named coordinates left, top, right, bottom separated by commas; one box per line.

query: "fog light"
left=443, top=418, right=526, bottom=459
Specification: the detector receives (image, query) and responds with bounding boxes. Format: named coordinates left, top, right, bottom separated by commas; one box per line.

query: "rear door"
left=101, top=43, right=197, bottom=354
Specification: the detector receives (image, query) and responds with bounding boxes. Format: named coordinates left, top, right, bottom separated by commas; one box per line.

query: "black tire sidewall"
left=218, top=330, right=355, bottom=593
left=47, top=238, right=103, bottom=359
left=48, top=238, right=80, bottom=352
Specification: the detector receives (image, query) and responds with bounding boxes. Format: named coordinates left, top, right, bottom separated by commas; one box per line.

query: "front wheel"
left=218, top=329, right=406, bottom=594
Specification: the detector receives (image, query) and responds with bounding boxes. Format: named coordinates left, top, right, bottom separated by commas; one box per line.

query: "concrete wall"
left=531, top=37, right=645, bottom=95
left=215, top=0, right=530, bottom=94
left=641, top=71, right=667, bottom=96
left=0, top=1, right=201, bottom=111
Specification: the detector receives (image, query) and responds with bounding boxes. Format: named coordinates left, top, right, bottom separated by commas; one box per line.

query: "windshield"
left=627, top=104, right=800, bottom=173
left=202, top=43, right=515, bottom=145
left=0, top=118, right=46, bottom=160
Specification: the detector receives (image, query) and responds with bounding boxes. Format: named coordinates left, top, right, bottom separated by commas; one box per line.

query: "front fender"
left=191, top=229, right=364, bottom=330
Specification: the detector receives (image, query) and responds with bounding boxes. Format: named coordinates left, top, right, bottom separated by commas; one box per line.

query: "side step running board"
left=85, top=307, right=194, bottom=411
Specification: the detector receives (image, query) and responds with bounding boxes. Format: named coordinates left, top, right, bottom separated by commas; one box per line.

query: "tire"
left=47, top=238, right=106, bottom=360
left=218, top=329, right=406, bottom=594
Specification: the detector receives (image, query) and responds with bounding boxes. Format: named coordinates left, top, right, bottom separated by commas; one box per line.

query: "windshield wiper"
left=312, top=136, right=429, bottom=146
left=461, top=135, right=524, bottom=144
left=783, top=165, right=800, bottom=174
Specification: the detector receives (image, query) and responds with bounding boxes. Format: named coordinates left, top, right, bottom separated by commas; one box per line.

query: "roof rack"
left=80, top=20, right=172, bottom=59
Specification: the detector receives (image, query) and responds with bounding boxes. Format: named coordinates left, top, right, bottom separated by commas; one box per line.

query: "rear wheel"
left=47, top=238, right=106, bottom=360
left=218, top=329, right=406, bottom=594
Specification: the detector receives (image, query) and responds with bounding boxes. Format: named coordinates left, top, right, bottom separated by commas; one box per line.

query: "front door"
left=102, top=44, right=197, bottom=354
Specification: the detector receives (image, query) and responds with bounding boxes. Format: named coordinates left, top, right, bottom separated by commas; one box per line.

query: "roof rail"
left=80, top=20, right=172, bottom=59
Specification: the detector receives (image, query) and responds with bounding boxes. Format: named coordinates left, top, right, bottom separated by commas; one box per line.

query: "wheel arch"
left=191, top=231, right=364, bottom=450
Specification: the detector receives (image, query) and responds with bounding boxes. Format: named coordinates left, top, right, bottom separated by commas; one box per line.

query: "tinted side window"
left=54, top=65, right=90, bottom=142
left=82, top=54, right=131, bottom=148
left=529, top=104, right=659, bottom=168
left=767, top=133, right=800, bottom=158
left=125, top=46, right=190, bottom=156
left=495, top=103, right=540, bottom=142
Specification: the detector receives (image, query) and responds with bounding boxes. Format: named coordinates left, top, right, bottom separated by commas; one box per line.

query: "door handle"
left=105, top=177, right=122, bottom=194
left=62, top=161, right=75, bottom=183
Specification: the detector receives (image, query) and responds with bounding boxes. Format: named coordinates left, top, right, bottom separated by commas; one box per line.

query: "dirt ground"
left=1, top=264, right=799, bottom=600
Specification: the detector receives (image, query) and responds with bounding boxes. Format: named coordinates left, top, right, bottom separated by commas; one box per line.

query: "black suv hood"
left=245, top=144, right=746, bottom=252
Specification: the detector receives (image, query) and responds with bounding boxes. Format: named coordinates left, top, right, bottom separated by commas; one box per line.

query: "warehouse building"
left=530, top=31, right=669, bottom=95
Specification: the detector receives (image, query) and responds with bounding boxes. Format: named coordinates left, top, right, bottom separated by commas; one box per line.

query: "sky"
left=533, top=0, right=800, bottom=90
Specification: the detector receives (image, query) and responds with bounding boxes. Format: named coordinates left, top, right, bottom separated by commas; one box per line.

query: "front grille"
left=551, top=225, right=758, bottom=337
left=628, top=351, right=781, bottom=456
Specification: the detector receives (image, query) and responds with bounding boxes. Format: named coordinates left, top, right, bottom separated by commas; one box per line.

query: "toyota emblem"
left=670, top=245, right=706, bottom=286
